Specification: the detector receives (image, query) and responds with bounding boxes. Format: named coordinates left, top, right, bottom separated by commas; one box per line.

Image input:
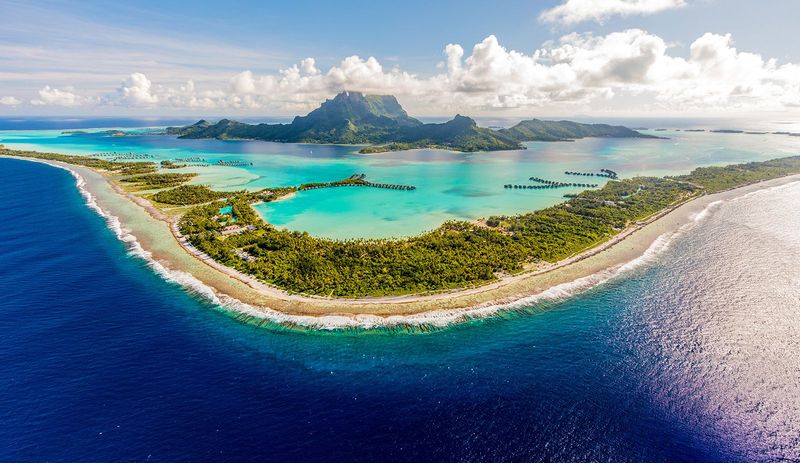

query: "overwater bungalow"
left=300, top=178, right=415, bottom=191
left=600, top=168, right=618, bottom=178
left=216, top=160, right=253, bottom=166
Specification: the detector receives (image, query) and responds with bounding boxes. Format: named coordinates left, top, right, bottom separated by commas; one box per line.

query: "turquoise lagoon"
left=2, top=127, right=799, bottom=239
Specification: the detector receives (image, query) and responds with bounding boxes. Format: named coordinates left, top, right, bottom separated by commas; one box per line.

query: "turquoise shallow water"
left=2, top=127, right=799, bottom=238
left=2, top=157, right=799, bottom=461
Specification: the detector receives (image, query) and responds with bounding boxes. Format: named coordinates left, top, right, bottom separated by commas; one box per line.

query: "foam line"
left=26, top=158, right=739, bottom=331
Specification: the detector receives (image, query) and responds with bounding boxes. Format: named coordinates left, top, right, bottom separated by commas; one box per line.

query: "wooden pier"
left=505, top=182, right=598, bottom=190
left=92, top=151, right=155, bottom=161
left=504, top=175, right=599, bottom=190
left=216, top=160, right=252, bottom=166
left=299, top=174, right=416, bottom=191
left=564, top=169, right=618, bottom=179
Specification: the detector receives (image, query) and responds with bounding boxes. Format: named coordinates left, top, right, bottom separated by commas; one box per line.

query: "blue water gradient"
left=3, top=122, right=799, bottom=239
left=4, top=155, right=800, bottom=460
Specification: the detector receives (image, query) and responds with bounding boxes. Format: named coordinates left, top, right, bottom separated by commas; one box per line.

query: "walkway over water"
left=564, top=168, right=618, bottom=179
left=5, top=126, right=799, bottom=239
left=299, top=174, right=416, bottom=191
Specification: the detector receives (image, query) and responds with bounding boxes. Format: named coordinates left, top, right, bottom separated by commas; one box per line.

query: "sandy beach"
left=6, top=154, right=800, bottom=328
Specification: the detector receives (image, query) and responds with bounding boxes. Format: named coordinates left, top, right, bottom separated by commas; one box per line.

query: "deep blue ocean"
left=2, top=152, right=799, bottom=459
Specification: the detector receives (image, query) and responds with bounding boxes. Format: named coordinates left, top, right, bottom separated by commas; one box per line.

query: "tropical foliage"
left=151, top=185, right=231, bottom=205
left=177, top=175, right=701, bottom=297
left=121, top=173, right=197, bottom=188
left=6, top=146, right=800, bottom=298
left=176, top=156, right=800, bottom=297
left=674, top=156, right=800, bottom=193
left=0, top=147, right=157, bottom=174
left=166, top=92, right=653, bottom=153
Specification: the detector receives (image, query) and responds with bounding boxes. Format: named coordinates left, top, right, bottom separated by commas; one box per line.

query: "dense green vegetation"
left=299, top=177, right=369, bottom=189
left=168, top=92, right=519, bottom=152
left=179, top=177, right=696, bottom=296
left=0, top=147, right=157, bottom=174
left=499, top=119, right=656, bottom=142
left=7, top=145, right=799, bottom=298
left=359, top=115, right=654, bottom=152
left=358, top=143, right=429, bottom=154
left=389, top=115, right=520, bottom=152
left=160, top=160, right=187, bottom=169
left=151, top=185, right=233, bottom=205
left=673, top=156, right=800, bottom=193
left=167, top=92, right=653, bottom=153
left=167, top=91, right=423, bottom=145
left=176, top=155, right=800, bottom=297
left=248, top=187, right=297, bottom=202
left=118, top=164, right=158, bottom=175
left=121, top=173, right=197, bottom=188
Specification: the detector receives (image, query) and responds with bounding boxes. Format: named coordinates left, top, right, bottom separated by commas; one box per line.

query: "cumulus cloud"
left=210, top=30, right=800, bottom=113
left=226, top=55, right=423, bottom=110
left=116, top=72, right=159, bottom=106
left=21, top=30, right=800, bottom=114
left=104, top=73, right=220, bottom=108
left=0, top=96, right=21, bottom=105
left=30, top=86, right=86, bottom=106
left=540, top=0, right=686, bottom=25
left=653, top=33, right=800, bottom=109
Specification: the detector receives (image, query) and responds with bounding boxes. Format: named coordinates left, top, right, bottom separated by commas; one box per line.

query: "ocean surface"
left=2, top=118, right=799, bottom=239
left=1, top=121, right=800, bottom=461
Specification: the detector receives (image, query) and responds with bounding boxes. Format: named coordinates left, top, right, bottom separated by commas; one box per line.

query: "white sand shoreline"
left=5, top=154, right=800, bottom=330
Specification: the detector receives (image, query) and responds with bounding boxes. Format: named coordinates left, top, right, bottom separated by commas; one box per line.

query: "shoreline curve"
left=4, top=155, right=799, bottom=330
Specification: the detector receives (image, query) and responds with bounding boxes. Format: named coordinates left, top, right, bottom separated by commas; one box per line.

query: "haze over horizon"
left=2, top=0, right=800, bottom=118
left=2, top=3, right=800, bottom=461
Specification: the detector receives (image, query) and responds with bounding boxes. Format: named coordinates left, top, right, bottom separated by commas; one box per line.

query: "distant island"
left=166, top=91, right=656, bottom=153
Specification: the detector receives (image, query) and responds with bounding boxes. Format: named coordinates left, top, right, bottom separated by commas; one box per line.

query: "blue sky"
left=1, top=0, right=799, bottom=116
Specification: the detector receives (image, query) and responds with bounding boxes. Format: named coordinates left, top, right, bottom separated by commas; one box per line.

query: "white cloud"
left=540, top=0, right=686, bottom=25
left=116, top=73, right=159, bottom=106
left=212, top=30, right=800, bottom=114
left=0, top=96, right=21, bottom=105
left=0, top=1, right=284, bottom=98
left=223, top=54, right=425, bottom=111
left=651, top=33, right=800, bottom=110
left=18, top=30, right=800, bottom=115
left=156, top=80, right=221, bottom=109
left=30, top=86, right=85, bottom=106
left=105, top=73, right=225, bottom=109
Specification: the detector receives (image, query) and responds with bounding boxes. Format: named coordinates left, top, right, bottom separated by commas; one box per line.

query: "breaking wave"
left=31, top=158, right=756, bottom=331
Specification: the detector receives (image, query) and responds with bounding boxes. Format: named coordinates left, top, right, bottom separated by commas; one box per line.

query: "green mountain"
left=281, top=91, right=423, bottom=143
left=500, top=119, right=656, bottom=142
left=391, top=115, right=520, bottom=151
left=167, top=92, right=653, bottom=152
left=167, top=91, right=426, bottom=145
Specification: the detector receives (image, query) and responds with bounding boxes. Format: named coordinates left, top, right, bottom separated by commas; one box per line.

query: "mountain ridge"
left=166, top=91, right=656, bottom=152
left=498, top=119, right=655, bottom=142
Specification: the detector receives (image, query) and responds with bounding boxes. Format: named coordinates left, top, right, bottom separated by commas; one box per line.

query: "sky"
left=1, top=0, right=799, bottom=117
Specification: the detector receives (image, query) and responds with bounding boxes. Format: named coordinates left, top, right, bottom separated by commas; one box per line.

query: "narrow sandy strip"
left=5, top=154, right=800, bottom=328
left=165, top=195, right=690, bottom=305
